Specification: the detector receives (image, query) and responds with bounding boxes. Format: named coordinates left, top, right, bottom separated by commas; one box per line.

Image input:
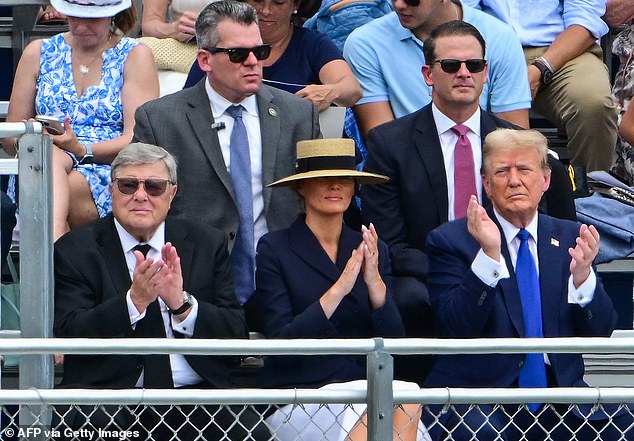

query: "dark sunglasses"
left=115, top=177, right=172, bottom=197
left=204, top=44, right=271, bottom=63
left=403, top=0, right=420, bottom=5
left=433, top=59, right=487, bottom=74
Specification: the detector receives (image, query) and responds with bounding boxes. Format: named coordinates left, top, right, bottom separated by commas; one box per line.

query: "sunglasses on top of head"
left=433, top=59, right=487, bottom=74
left=204, top=44, right=271, bottom=63
left=114, top=177, right=173, bottom=197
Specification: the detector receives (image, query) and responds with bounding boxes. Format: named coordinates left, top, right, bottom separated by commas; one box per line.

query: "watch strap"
left=78, top=143, right=94, bottom=165
left=168, top=291, right=193, bottom=315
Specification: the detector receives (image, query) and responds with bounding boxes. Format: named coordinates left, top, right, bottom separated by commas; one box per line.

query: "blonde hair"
left=482, top=128, right=551, bottom=175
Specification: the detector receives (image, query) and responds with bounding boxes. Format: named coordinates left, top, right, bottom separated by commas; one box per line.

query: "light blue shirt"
left=344, top=7, right=531, bottom=118
left=462, top=0, right=608, bottom=45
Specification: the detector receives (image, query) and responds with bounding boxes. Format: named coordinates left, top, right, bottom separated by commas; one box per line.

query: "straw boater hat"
left=267, top=138, right=389, bottom=187
left=50, top=0, right=132, bottom=18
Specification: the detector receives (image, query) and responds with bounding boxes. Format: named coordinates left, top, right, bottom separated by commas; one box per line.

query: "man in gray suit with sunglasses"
left=133, top=1, right=320, bottom=305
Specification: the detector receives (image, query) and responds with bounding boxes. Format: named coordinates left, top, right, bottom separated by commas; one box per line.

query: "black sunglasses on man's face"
left=433, top=59, right=487, bottom=74
left=204, top=44, right=271, bottom=63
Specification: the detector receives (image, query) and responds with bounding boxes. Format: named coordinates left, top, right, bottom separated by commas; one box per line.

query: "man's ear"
left=482, top=174, right=492, bottom=198
left=169, top=184, right=178, bottom=204
left=542, top=169, right=551, bottom=193
left=197, top=49, right=213, bottom=73
left=422, top=65, right=433, bottom=86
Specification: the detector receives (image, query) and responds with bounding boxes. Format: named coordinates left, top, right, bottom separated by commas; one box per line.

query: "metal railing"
left=0, top=338, right=633, bottom=440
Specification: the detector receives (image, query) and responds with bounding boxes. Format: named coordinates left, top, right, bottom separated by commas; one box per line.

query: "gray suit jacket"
left=133, top=80, right=321, bottom=251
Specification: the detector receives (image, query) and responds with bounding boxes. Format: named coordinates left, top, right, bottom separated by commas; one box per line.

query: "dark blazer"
left=252, top=216, right=405, bottom=388
left=362, top=103, right=575, bottom=283
left=423, top=210, right=616, bottom=389
left=132, top=80, right=321, bottom=252
left=54, top=215, right=247, bottom=389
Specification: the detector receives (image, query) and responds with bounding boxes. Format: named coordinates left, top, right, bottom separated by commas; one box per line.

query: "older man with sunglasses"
left=133, top=0, right=320, bottom=306
left=361, top=21, right=576, bottom=384
left=54, top=142, right=271, bottom=439
left=343, top=0, right=531, bottom=141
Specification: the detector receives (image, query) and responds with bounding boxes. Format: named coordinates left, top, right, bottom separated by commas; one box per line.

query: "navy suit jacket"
left=54, top=215, right=247, bottom=389
left=423, top=211, right=617, bottom=389
left=252, top=216, right=405, bottom=388
left=362, top=103, right=575, bottom=283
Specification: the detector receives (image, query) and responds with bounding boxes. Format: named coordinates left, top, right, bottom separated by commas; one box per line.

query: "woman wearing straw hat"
left=251, top=138, right=427, bottom=441
left=4, top=0, right=159, bottom=241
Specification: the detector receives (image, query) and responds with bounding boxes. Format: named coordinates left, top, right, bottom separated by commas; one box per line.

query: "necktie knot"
left=134, top=244, right=152, bottom=257
left=451, top=124, right=469, bottom=138
left=226, top=105, right=244, bottom=120
left=517, top=228, right=530, bottom=243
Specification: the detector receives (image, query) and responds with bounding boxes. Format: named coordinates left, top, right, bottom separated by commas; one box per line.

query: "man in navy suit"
left=361, top=21, right=575, bottom=381
left=424, top=128, right=630, bottom=440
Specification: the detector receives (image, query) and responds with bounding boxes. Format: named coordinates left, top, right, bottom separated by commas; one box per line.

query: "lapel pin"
left=551, top=238, right=559, bottom=247
left=268, top=107, right=277, bottom=117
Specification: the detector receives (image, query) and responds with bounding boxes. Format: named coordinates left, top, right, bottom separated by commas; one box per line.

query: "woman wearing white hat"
left=251, top=138, right=428, bottom=441
left=4, top=0, right=159, bottom=240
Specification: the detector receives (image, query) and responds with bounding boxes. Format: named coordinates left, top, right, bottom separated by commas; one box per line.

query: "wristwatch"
left=531, top=57, right=555, bottom=88
left=168, top=291, right=194, bottom=315
left=78, top=143, right=94, bottom=165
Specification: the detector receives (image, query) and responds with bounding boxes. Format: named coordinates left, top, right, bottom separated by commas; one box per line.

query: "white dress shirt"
left=115, top=219, right=203, bottom=388
left=205, top=80, right=268, bottom=254
left=432, top=104, right=483, bottom=220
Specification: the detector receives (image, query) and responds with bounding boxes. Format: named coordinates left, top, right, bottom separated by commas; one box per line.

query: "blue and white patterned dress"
left=35, top=33, right=139, bottom=217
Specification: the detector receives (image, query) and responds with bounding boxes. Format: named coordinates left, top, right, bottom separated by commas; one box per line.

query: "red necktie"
left=451, top=124, right=477, bottom=218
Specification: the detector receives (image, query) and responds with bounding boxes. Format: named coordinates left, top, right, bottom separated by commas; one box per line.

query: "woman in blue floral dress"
left=4, top=0, right=159, bottom=240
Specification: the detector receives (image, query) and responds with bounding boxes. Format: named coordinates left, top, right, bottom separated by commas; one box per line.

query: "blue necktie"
left=515, top=229, right=547, bottom=412
left=226, top=105, right=255, bottom=304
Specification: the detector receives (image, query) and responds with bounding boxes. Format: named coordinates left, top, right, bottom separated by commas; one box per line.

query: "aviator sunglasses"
left=115, top=177, right=173, bottom=197
left=204, top=44, right=271, bottom=63
left=433, top=59, right=487, bottom=74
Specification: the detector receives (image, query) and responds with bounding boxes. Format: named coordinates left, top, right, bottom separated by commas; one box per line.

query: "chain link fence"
left=1, top=338, right=634, bottom=440
left=0, top=389, right=634, bottom=440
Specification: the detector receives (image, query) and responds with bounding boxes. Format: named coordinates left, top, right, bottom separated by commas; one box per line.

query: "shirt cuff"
left=568, top=269, right=596, bottom=307
left=471, top=249, right=510, bottom=287
left=126, top=289, right=145, bottom=328
left=170, top=295, right=198, bottom=337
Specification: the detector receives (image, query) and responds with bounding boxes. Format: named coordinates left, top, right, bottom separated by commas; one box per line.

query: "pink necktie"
left=451, top=124, right=477, bottom=218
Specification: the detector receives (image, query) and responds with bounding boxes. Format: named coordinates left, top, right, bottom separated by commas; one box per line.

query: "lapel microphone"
left=211, top=122, right=226, bottom=131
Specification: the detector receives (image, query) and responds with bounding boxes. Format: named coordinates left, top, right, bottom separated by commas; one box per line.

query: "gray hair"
left=195, top=0, right=259, bottom=49
left=482, top=129, right=551, bottom=176
left=111, top=143, right=178, bottom=183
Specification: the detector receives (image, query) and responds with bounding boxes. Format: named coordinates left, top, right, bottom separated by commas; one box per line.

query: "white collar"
left=205, top=79, right=259, bottom=120
left=432, top=103, right=481, bottom=137
left=114, top=218, right=166, bottom=254
left=493, top=207, right=539, bottom=248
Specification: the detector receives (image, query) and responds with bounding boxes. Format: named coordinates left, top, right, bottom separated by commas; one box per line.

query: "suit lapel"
left=96, top=216, right=132, bottom=296
left=414, top=105, right=449, bottom=224
left=185, top=81, right=235, bottom=200
left=257, top=86, right=281, bottom=211
left=289, top=218, right=343, bottom=283
left=490, top=209, right=526, bottom=336
left=536, top=215, right=564, bottom=338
